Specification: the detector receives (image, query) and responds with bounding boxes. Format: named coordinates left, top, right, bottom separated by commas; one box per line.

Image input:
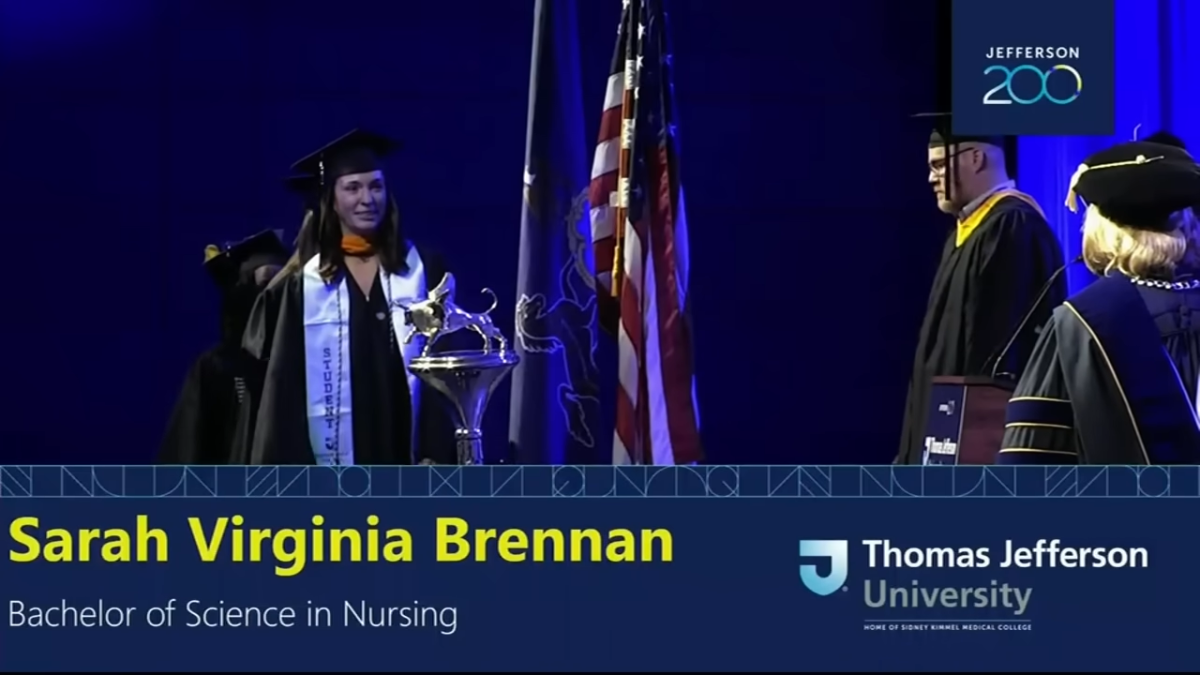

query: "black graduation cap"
left=203, top=230, right=289, bottom=292
left=289, top=129, right=401, bottom=188
left=913, top=112, right=1017, bottom=179
left=1066, top=141, right=1200, bottom=231
left=913, top=112, right=1005, bottom=148
left=283, top=174, right=320, bottom=211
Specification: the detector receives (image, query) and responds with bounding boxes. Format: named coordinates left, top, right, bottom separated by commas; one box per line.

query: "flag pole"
left=611, top=0, right=640, bottom=298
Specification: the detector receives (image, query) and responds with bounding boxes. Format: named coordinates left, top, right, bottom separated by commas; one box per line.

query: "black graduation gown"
left=159, top=344, right=261, bottom=464
left=897, top=195, right=1066, bottom=464
left=998, top=275, right=1200, bottom=465
left=240, top=246, right=458, bottom=465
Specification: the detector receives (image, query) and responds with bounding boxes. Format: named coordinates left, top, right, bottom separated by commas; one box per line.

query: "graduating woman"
left=998, top=140, right=1200, bottom=465
left=243, top=129, right=457, bottom=465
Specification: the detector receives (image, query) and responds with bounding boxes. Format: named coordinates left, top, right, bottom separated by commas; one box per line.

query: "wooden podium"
left=921, top=376, right=1014, bottom=465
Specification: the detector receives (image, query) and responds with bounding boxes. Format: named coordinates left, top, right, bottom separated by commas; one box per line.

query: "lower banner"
left=0, top=465, right=1191, bottom=671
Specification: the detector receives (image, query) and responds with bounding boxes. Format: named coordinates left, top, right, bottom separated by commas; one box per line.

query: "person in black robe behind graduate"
left=243, top=128, right=458, bottom=465
left=896, top=114, right=1067, bottom=464
left=998, top=140, right=1200, bottom=465
left=159, top=230, right=288, bottom=464
left=224, top=175, right=324, bottom=463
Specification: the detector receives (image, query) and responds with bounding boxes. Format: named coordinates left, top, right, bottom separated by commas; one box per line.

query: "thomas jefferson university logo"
left=799, top=539, right=849, bottom=596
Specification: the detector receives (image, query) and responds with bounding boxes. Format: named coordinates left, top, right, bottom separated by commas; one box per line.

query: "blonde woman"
left=997, top=141, right=1200, bottom=465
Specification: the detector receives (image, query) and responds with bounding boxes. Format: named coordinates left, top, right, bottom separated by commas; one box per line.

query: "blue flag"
left=508, top=0, right=609, bottom=465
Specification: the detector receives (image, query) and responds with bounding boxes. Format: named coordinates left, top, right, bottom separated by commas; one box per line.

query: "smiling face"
left=333, top=170, right=387, bottom=232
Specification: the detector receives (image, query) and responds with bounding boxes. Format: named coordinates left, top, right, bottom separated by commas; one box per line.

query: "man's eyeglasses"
left=928, top=147, right=977, bottom=174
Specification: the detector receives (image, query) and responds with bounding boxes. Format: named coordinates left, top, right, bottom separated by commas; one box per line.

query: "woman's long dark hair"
left=267, top=210, right=317, bottom=290
left=315, top=188, right=407, bottom=283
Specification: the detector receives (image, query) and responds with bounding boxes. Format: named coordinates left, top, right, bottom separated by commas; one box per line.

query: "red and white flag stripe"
left=588, top=0, right=701, bottom=466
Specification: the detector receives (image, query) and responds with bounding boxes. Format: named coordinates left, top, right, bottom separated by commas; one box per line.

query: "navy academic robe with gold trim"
left=998, top=275, right=1200, bottom=465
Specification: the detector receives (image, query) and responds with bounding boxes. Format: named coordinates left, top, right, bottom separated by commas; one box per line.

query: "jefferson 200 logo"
left=982, top=64, right=1082, bottom=105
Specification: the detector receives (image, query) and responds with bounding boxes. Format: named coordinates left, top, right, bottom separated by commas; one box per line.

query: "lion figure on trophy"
left=401, top=272, right=508, bottom=357
left=400, top=272, right=519, bottom=465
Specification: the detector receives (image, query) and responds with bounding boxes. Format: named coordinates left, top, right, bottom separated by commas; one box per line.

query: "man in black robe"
left=998, top=140, right=1200, bottom=464
left=243, top=128, right=460, bottom=465
left=896, top=114, right=1067, bottom=464
left=159, top=230, right=288, bottom=464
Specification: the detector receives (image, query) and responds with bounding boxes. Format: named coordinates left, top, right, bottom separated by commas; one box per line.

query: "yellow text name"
left=7, top=516, right=675, bottom=573
left=434, top=517, right=672, bottom=563
left=188, top=514, right=412, bottom=576
left=9, top=515, right=167, bottom=563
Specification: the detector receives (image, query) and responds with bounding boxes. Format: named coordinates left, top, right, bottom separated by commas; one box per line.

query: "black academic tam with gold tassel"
left=896, top=112, right=1066, bottom=465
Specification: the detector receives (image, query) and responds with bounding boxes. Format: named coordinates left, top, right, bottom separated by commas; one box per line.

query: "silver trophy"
left=401, top=273, right=518, bottom=465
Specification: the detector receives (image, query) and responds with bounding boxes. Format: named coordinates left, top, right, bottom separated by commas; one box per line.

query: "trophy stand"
left=408, top=350, right=518, bottom=465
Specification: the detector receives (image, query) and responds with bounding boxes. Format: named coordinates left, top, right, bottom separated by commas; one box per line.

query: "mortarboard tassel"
left=1065, top=163, right=1089, bottom=213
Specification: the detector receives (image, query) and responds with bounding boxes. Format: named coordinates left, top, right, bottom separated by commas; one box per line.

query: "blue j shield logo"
left=799, top=540, right=848, bottom=596
left=982, top=64, right=1082, bottom=105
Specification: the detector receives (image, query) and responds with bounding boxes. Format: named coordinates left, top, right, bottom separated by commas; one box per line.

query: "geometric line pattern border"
left=0, top=465, right=1186, bottom=498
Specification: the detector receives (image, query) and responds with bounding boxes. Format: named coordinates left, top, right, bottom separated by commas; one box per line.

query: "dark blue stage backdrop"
left=0, top=465, right=1192, bottom=671
left=0, top=0, right=942, bottom=466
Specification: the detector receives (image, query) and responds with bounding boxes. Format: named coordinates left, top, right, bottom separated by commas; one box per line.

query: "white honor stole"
left=301, top=246, right=427, bottom=465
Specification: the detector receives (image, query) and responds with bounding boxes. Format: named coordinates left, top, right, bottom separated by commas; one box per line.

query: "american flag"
left=588, top=0, right=701, bottom=466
